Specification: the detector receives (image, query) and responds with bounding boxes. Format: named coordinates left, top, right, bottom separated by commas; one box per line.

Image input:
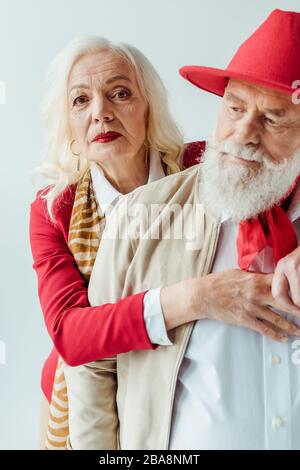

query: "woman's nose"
left=92, top=97, right=114, bottom=123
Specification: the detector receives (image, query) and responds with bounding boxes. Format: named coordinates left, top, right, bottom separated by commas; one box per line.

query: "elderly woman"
left=30, top=36, right=205, bottom=450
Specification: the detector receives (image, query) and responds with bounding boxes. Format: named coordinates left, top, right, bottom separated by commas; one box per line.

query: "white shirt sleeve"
left=143, top=288, right=173, bottom=346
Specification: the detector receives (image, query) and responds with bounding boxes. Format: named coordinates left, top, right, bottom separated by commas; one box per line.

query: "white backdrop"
left=0, top=0, right=299, bottom=449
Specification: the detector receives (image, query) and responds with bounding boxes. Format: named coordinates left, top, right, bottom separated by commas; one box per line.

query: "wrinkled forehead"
left=224, top=78, right=298, bottom=114
left=68, top=50, right=136, bottom=90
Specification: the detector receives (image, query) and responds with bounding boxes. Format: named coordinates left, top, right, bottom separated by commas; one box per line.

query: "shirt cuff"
left=143, top=288, right=173, bottom=346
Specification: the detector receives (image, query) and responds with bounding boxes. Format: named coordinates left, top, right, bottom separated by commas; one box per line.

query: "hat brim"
left=179, top=65, right=295, bottom=97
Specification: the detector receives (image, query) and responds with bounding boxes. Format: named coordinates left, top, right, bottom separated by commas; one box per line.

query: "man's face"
left=199, top=80, right=300, bottom=222
left=215, top=79, right=300, bottom=167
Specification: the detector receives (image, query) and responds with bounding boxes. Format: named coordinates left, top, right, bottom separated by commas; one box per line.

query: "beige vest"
left=88, top=165, right=220, bottom=449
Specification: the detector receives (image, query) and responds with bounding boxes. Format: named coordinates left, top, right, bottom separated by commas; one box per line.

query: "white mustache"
left=210, top=139, right=288, bottom=170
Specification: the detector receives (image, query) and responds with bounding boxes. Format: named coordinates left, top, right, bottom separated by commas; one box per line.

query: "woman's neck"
left=97, top=148, right=149, bottom=194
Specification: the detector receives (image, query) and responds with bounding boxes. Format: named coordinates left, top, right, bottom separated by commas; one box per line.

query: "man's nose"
left=233, top=115, right=260, bottom=146
left=92, top=96, right=114, bottom=123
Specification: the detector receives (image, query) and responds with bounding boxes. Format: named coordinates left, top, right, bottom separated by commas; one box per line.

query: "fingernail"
left=294, top=328, right=300, bottom=336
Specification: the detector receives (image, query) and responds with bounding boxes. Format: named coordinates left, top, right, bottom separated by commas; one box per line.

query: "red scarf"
left=237, top=177, right=300, bottom=271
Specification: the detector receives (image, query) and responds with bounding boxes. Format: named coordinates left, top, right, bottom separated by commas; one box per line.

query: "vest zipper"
left=164, top=220, right=221, bottom=449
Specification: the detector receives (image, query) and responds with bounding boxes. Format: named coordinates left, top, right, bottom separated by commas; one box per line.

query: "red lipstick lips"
left=92, top=132, right=121, bottom=143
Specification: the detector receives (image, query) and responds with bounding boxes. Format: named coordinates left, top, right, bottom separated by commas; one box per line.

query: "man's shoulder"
left=128, top=164, right=200, bottom=206
left=126, top=139, right=205, bottom=205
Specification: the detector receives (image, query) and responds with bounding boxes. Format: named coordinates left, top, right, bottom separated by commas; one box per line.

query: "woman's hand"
left=161, top=269, right=300, bottom=342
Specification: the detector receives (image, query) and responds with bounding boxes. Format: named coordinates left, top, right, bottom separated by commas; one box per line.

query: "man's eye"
left=230, top=106, right=243, bottom=113
left=73, top=96, right=88, bottom=106
left=263, top=116, right=276, bottom=125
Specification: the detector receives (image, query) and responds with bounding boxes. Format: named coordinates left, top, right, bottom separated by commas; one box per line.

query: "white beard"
left=198, top=138, right=300, bottom=223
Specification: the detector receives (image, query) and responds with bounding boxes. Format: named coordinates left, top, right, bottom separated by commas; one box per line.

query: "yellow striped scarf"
left=45, top=169, right=102, bottom=450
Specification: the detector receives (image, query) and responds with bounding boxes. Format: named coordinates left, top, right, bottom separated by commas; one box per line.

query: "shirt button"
left=272, top=416, right=284, bottom=429
left=271, top=354, right=282, bottom=365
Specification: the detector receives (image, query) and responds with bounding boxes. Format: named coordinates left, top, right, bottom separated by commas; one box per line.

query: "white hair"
left=199, top=138, right=300, bottom=223
left=33, top=36, right=184, bottom=220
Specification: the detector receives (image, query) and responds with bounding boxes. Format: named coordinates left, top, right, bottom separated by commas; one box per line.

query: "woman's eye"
left=112, top=89, right=131, bottom=100
left=73, top=96, right=88, bottom=106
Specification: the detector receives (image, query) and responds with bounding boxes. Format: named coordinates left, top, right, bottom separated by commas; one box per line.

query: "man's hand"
left=272, top=245, right=300, bottom=311
left=161, top=269, right=300, bottom=342
left=197, top=269, right=300, bottom=342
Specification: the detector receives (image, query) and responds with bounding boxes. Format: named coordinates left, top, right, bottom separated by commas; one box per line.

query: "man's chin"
left=220, top=162, right=258, bottom=186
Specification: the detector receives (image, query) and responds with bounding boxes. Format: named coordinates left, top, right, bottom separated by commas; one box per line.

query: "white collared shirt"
left=168, top=182, right=300, bottom=450
left=90, top=150, right=172, bottom=347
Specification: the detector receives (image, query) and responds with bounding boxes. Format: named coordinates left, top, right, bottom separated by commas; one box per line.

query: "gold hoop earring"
left=70, top=140, right=81, bottom=171
left=70, top=140, right=81, bottom=156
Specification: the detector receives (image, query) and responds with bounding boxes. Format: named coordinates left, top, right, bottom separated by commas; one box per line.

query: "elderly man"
left=65, top=9, right=300, bottom=450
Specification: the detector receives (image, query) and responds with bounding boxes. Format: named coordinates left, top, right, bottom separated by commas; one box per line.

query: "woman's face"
left=68, top=50, right=148, bottom=165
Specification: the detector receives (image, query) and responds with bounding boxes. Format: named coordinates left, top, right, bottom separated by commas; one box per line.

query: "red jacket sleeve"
left=29, top=188, right=156, bottom=368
